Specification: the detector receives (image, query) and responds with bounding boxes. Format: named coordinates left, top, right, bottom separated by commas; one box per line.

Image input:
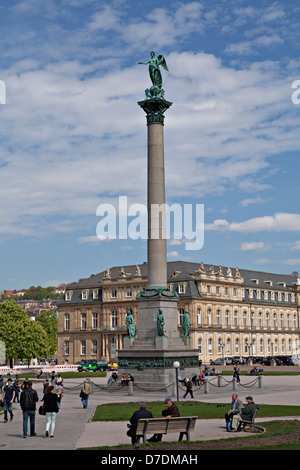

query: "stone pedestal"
left=118, top=295, right=199, bottom=389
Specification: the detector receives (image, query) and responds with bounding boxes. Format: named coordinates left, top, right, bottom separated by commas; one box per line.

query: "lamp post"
left=173, top=361, right=180, bottom=402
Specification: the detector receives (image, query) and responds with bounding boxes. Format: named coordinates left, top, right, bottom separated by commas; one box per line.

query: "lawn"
left=92, top=401, right=300, bottom=422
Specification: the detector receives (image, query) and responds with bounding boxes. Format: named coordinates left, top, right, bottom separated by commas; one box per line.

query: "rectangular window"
left=92, top=340, right=97, bottom=355
left=126, top=288, right=132, bottom=297
left=111, top=289, right=117, bottom=298
left=92, top=312, right=98, bottom=329
left=217, top=310, right=221, bottom=327
left=197, top=308, right=201, bottom=326
left=207, top=309, right=212, bottom=326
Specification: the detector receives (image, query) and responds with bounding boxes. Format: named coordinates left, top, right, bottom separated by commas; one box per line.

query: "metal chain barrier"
left=60, top=373, right=262, bottom=397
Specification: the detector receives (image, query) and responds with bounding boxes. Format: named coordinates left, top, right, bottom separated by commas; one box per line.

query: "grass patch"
left=92, top=401, right=300, bottom=422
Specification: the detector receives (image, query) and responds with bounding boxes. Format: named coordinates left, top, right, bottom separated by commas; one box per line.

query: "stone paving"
left=1, top=372, right=300, bottom=450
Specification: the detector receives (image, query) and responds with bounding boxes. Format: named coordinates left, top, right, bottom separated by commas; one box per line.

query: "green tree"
left=36, top=310, right=58, bottom=355
left=0, top=300, right=50, bottom=364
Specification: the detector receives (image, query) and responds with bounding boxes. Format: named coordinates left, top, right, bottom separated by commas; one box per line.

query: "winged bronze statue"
left=139, top=51, right=169, bottom=90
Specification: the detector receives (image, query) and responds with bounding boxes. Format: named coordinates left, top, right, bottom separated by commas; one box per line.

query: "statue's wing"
left=157, top=54, right=169, bottom=71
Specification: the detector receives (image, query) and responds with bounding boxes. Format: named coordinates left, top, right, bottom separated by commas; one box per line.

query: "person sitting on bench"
left=231, top=396, right=258, bottom=432
left=127, top=401, right=153, bottom=445
left=147, top=397, right=180, bottom=442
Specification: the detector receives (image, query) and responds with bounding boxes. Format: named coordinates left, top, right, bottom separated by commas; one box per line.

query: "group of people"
left=127, top=393, right=259, bottom=447
left=120, top=373, right=134, bottom=386
left=225, top=393, right=258, bottom=432
left=1, top=372, right=64, bottom=438
left=127, top=397, right=180, bottom=447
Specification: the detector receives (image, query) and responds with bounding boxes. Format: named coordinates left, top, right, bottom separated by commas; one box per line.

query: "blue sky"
left=1, top=0, right=300, bottom=289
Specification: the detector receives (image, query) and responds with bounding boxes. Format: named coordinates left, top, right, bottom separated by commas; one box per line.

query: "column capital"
left=138, top=97, right=172, bottom=124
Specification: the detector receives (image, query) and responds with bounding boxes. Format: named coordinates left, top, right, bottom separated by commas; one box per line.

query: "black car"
left=260, top=357, right=283, bottom=366
left=275, top=356, right=294, bottom=366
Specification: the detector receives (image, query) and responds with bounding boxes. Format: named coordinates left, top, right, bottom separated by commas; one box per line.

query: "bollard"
left=232, top=377, right=237, bottom=391
left=204, top=380, right=209, bottom=394
left=128, top=381, right=133, bottom=396
left=258, top=375, right=263, bottom=389
left=217, top=375, right=222, bottom=387
left=171, top=383, right=176, bottom=399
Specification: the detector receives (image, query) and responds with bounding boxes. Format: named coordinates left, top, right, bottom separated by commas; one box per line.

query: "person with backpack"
left=20, top=380, right=39, bottom=437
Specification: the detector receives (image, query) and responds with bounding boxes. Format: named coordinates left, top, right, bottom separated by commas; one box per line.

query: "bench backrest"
left=136, top=416, right=197, bottom=435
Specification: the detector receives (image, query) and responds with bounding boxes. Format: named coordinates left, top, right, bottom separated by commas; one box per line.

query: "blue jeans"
left=23, top=410, right=36, bottom=436
left=81, top=394, right=89, bottom=408
left=3, top=399, right=13, bottom=421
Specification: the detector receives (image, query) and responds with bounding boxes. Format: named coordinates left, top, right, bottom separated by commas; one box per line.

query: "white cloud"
left=240, top=241, right=268, bottom=251
left=282, top=259, right=300, bottom=266
left=0, top=3, right=299, bottom=240
left=206, top=213, right=300, bottom=233
left=240, top=197, right=264, bottom=206
left=291, top=241, right=300, bottom=251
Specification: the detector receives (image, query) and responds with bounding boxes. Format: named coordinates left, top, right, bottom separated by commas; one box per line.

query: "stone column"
left=147, top=121, right=167, bottom=288
left=138, top=96, right=172, bottom=292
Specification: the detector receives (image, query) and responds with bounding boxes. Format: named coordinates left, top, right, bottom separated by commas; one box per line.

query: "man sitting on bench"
left=231, top=395, right=258, bottom=432
left=147, top=397, right=180, bottom=442
left=127, top=401, right=153, bottom=445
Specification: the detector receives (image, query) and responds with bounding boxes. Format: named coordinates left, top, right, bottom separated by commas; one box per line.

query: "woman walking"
left=43, top=385, right=62, bottom=438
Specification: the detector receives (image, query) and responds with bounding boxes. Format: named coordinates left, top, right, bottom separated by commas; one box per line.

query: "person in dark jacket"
left=43, top=385, right=62, bottom=437
left=128, top=401, right=153, bottom=446
left=20, top=381, right=39, bottom=437
left=183, top=378, right=194, bottom=399
left=147, top=397, right=180, bottom=442
left=231, top=396, right=259, bottom=431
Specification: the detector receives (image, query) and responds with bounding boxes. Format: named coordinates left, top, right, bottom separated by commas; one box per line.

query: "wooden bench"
left=239, top=407, right=260, bottom=432
left=135, top=416, right=197, bottom=447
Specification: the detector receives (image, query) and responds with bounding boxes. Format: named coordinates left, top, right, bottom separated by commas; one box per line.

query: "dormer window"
left=82, top=290, right=88, bottom=300
left=178, top=283, right=186, bottom=294
left=65, top=291, right=73, bottom=301
left=93, top=289, right=99, bottom=299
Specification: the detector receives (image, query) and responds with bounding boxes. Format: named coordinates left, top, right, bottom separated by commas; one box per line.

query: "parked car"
left=260, top=357, right=283, bottom=366
left=210, top=357, right=232, bottom=365
left=232, top=356, right=246, bottom=365
left=275, top=356, right=294, bottom=366
left=210, top=358, right=223, bottom=365
left=78, top=359, right=109, bottom=372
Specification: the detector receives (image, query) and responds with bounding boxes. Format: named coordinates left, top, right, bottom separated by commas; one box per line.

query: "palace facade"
left=57, top=261, right=300, bottom=364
